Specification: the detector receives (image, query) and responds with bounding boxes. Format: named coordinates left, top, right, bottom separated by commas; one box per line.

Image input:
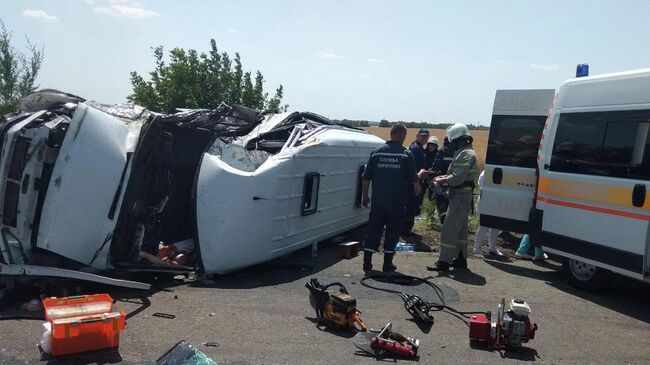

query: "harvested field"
left=364, top=127, right=489, bottom=171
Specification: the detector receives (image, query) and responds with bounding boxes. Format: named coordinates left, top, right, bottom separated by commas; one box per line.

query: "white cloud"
left=22, top=9, right=58, bottom=23
left=227, top=28, right=237, bottom=34
left=85, top=0, right=95, bottom=5
left=495, top=59, right=505, bottom=64
left=94, top=0, right=159, bottom=19
left=529, top=63, right=560, bottom=71
left=357, top=73, right=370, bottom=79
left=367, top=57, right=383, bottom=63
left=319, top=52, right=342, bottom=60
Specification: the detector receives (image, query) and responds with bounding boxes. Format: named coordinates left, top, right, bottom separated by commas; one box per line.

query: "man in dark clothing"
left=401, top=128, right=429, bottom=235
left=426, top=136, right=439, bottom=170
left=432, top=137, right=455, bottom=224
left=426, top=136, right=439, bottom=200
left=362, top=123, right=420, bottom=272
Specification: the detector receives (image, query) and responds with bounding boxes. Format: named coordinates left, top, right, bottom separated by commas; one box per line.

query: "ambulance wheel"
left=563, top=258, right=611, bottom=291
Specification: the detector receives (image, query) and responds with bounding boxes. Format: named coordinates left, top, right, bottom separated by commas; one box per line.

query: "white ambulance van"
left=480, top=69, right=650, bottom=290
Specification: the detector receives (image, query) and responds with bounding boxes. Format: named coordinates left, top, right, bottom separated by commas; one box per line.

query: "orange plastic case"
left=42, top=294, right=125, bottom=356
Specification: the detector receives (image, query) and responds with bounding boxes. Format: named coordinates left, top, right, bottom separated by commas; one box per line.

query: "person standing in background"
left=401, top=128, right=429, bottom=236
left=472, top=170, right=503, bottom=257
left=426, top=136, right=439, bottom=170
left=426, top=136, right=440, bottom=200
left=515, top=234, right=548, bottom=261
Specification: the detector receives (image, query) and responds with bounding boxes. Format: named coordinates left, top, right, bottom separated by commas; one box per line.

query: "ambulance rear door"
left=478, top=89, right=555, bottom=233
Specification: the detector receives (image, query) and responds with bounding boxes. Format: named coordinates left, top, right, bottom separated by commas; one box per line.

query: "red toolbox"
left=43, top=294, right=125, bottom=356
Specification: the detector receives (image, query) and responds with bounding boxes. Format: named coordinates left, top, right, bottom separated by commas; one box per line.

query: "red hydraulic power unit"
left=469, top=298, right=537, bottom=349
left=469, top=314, right=491, bottom=340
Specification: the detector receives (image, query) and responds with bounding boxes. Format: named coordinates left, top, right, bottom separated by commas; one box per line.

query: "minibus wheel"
left=563, top=258, right=611, bottom=291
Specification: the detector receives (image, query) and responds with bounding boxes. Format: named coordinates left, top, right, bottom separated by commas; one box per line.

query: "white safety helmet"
left=427, top=136, right=439, bottom=146
left=446, top=123, right=471, bottom=143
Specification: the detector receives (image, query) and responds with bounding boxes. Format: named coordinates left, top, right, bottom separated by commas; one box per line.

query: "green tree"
left=266, top=85, right=286, bottom=113
left=252, top=71, right=266, bottom=110
left=240, top=71, right=255, bottom=108
left=128, top=40, right=286, bottom=113
left=0, top=20, right=44, bottom=115
left=378, top=119, right=391, bottom=127
left=229, top=53, right=243, bottom=104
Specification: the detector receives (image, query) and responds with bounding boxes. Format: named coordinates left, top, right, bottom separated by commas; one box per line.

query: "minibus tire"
left=563, top=258, right=611, bottom=291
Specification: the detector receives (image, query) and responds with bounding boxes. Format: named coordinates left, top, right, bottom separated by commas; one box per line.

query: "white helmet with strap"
left=446, top=123, right=471, bottom=143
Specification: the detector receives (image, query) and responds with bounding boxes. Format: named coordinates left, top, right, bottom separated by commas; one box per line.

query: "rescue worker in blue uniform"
left=432, top=137, right=456, bottom=224
left=362, top=123, right=420, bottom=272
left=428, top=123, right=478, bottom=272
left=401, top=128, right=430, bottom=236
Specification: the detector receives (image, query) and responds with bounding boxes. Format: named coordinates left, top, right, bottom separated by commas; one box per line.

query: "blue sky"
left=2, top=0, right=649, bottom=124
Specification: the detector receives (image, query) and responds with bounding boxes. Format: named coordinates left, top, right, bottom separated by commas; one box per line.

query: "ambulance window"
left=600, top=122, right=636, bottom=164
left=551, top=110, right=650, bottom=180
left=645, top=130, right=650, bottom=162
left=486, top=115, right=546, bottom=168
left=635, top=123, right=650, bottom=180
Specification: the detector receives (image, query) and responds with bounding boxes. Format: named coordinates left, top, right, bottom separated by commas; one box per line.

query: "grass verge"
left=418, top=194, right=479, bottom=234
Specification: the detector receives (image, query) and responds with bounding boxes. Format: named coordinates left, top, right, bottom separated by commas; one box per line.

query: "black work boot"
left=451, top=253, right=468, bottom=270
left=382, top=253, right=397, bottom=272
left=427, top=261, right=450, bottom=272
left=363, top=251, right=373, bottom=271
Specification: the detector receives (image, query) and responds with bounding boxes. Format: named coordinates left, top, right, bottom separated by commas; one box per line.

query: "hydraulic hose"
left=360, top=274, right=489, bottom=326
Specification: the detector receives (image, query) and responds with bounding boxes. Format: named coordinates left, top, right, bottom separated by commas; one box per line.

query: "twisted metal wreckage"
left=0, top=90, right=383, bottom=290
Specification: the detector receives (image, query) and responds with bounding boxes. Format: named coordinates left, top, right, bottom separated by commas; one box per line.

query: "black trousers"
left=363, top=205, right=402, bottom=253
left=402, top=180, right=427, bottom=233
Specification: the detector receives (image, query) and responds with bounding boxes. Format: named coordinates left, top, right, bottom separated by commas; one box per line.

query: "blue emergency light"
left=576, top=63, right=589, bottom=77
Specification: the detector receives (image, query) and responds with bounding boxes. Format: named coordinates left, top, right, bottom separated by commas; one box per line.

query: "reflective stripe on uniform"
left=452, top=163, right=472, bottom=168
left=441, top=242, right=467, bottom=250
left=364, top=248, right=376, bottom=253
left=373, top=152, right=409, bottom=158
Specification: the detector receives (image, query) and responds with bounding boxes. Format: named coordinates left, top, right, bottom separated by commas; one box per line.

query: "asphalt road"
left=1, top=244, right=649, bottom=365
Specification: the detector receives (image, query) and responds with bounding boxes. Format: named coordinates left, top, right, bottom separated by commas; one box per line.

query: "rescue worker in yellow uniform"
left=427, top=123, right=478, bottom=272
